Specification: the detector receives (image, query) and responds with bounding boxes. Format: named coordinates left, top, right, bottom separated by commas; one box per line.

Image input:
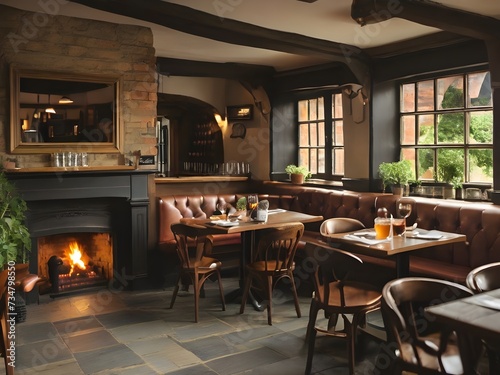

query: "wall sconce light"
left=342, top=84, right=367, bottom=123
left=59, top=96, right=73, bottom=104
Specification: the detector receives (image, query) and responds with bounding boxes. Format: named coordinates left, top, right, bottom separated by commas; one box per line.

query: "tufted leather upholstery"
left=157, top=182, right=500, bottom=284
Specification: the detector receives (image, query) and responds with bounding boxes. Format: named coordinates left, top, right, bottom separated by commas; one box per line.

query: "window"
left=400, top=71, right=493, bottom=184
left=297, top=93, right=344, bottom=178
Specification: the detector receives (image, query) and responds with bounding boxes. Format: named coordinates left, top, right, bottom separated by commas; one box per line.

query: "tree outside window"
left=400, top=71, right=492, bottom=184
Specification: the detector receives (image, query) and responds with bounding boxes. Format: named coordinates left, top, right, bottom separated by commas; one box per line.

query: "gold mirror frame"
left=10, top=65, right=123, bottom=154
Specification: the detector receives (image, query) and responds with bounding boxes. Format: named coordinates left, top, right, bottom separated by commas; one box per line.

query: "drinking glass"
left=216, top=202, right=227, bottom=220
left=397, top=201, right=412, bottom=236
left=247, top=194, right=258, bottom=220
left=398, top=202, right=412, bottom=219
left=374, top=217, right=392, bottom=240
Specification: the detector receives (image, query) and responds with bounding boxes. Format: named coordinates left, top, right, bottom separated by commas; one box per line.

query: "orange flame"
left=68, top=241, right=86, bottom=274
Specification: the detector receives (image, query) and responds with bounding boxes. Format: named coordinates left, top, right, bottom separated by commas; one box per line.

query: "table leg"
left=395, top=253, right=410, bottom=278
left=225, top=231, right=265, bottom=311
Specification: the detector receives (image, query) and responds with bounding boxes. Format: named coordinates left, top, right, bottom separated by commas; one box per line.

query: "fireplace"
left=39, top=232, right=113, bottom=294
left=6, top=169, right=152, bottom=295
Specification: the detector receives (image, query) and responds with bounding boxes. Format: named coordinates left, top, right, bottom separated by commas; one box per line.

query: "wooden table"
left=425, top=288, right=500, bottom=373
left=323, top=229, right=466, bottom=278
left=182, top=209, right=323, bottom=309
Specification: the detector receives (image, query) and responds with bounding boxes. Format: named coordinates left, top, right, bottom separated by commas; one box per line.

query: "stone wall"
left=0, top=5, right=157, bottom=167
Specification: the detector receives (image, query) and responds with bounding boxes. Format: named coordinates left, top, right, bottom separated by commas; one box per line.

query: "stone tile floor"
left=9, top=276, right=391, bottom=374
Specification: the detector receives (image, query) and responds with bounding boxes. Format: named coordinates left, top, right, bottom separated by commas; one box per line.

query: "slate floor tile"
left=74, top=344, right=144, bottom=374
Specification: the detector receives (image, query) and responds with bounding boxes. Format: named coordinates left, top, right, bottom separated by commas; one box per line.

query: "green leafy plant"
left=285, top=164, right=311, bottom=180
left=236, top=197, right=247, bottom=211
left=378, top=160, right=413, bottom=189
left=450, top=177, right=463, bottom=189
left=0, top=172, right=31, bottom=265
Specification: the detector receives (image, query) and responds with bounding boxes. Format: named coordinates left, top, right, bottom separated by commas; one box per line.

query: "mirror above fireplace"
left=10, top=65, right=123, bottom=154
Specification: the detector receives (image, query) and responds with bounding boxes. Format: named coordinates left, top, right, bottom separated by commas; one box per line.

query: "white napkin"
left=211, top=220, right=239, bottom=227
left=406, top=231, right=443, bottom=240
left=344, top=234, right=390, bottom=245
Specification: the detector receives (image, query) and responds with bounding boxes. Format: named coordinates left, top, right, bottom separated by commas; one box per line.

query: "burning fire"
left=68, top=241, right=86, bottom=274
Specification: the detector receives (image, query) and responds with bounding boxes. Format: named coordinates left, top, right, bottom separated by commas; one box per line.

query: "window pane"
left=318, top=149, right=325, bottom=173
left=298, top=100, right=308, bottom=121
left=469, top=149, right=493, bottom=182
left=333, top=93, right=343, bottom=118
left=299, top=124, right=309, bottom=147
left=437, top=148, right=464, bottom=182
left=318, top=122, right=325, bottom=146
left=418, top=114, right=434, bottom=144
left=401, top=83, right=415, bottom=113
left=401, top=115, right=415, bottom=145
left=437, top=76, right=464, bottom=110
left=309, top=99, right=317, bottom=120
left=401, top=148, right=416, bottom=175
left=333, top=148, right=344, bottom=175
left=468, top=72, right=492, bottom=107
left=437, top=113, right=464, bottom=144
left=299, top=148, right=309, bottom=169
left=417, top=80, right=434, bottom=111
left=310, top=148, right=317, bottom=174
left=417, top=148, right=434, bottom=180
left=317, top=97, right=324, bottom=119
left=309, top=123, right=318, bottom=146
left=333, top=120, right=343, bottom=146
left=469, top=111, right=493, bottom=144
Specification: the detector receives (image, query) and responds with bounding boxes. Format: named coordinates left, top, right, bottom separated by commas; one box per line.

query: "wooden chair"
left=466, top=262, right=500, bottom=374
left=239, top=222, right=304, bottom=325
left=0, top=269, right=14, bottom=375
left=169, top=223, right=226, bottom=322
left=320, top=217, right=366, bottom=239
left=303, top=242, right=382, bottom=375
left=466, top=261, right=500, bottom=293
left=382, top=277, right=482, bottom=375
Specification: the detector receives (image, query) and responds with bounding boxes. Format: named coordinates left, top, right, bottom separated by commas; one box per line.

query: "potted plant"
left=0, top=172, right=31, bottom=266
left=437, top=158, right=464, bottom=199
left=409, top=179, right=423, bottom=196
left=285, top=164, right=311, bottom=184
left=378, top=160, right=413, bottom=195
left=451, top=177, right=463, bottom=200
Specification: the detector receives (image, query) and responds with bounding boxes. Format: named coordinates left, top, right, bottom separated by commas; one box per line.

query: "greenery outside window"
left=297, top=93, right=344, bottom=179
left=400, top=71, right=493, bottom=184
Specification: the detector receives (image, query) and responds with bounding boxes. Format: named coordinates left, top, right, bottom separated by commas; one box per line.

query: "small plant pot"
left=290, top=173, right=304, bottom=184
left=391, top=184, right=404, bottom=196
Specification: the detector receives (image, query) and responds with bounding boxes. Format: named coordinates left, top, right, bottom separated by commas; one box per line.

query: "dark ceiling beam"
left=68, top=0, right=371, bottom=84
left=351, top=0, right=500, bottom=40
left=365, top=31, right=473, bottom=59
left=156, top=58, right=275, bottom=85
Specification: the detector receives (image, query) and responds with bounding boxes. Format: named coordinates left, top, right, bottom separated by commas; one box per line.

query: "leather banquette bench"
left=157, top=181, right=500, bottom=285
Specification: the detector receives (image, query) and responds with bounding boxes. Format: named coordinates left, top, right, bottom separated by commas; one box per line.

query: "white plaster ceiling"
left=2, top=0, right=500, bottom=71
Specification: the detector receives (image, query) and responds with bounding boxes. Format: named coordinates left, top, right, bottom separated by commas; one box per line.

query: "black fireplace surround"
left=7, top=169, right=152, bottom=290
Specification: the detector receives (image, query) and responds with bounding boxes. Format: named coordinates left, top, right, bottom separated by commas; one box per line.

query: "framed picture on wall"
left=227, top=104, right=253, bottom=121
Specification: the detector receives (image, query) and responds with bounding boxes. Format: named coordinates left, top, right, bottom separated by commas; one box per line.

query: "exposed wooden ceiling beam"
left=351, top=0, right=500, bottom=40
left=67, top=0, right=371, bottom=84
left=156, top=58, right=275, bottom=86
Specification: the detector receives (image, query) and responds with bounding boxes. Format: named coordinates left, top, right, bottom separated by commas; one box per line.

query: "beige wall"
left=158, top=74, right=270, bottom=180
left=0, top=5, right=157, bottom=168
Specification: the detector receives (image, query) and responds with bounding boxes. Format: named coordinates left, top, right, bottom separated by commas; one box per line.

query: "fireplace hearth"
left=6, top=169, right=152, bottom=296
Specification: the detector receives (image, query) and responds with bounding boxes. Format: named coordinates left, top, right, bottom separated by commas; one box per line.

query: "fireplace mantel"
left=6, top=169, right=154, bottom=289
